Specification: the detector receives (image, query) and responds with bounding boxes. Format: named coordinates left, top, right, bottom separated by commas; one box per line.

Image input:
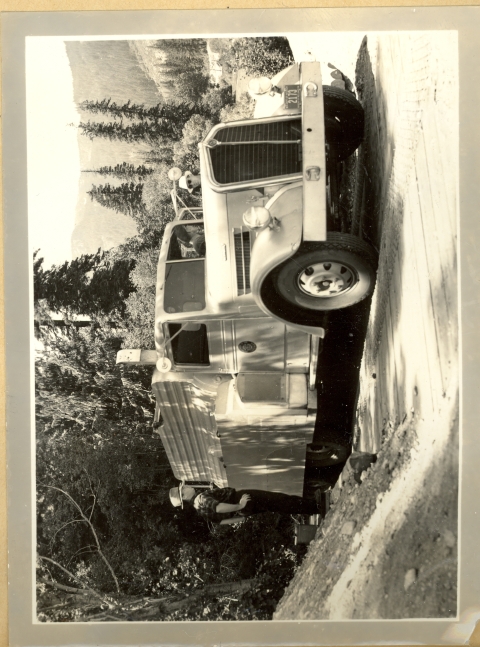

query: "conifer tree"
left=150, top=38, right=208, bottom=69
left=87, top=182, right=146, bottom=219
left=78, top=119, right=183, bottom=143
left=34, top=251, right=135, bottom=318
left=79, top=101, right=204, bottom=130
left=83, top=162, right=153, bottom=181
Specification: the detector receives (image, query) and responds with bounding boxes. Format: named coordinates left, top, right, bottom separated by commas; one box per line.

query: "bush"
left=129, top=249, right=159, bottom=291
left=199, top=84, right=234, bottom=120
left=141, top=165, right=176, bottom=221
left=228, top=37, right=295, bottom=77
left=175, top=70, right=211, bottom=105
left=173, top=114, right=214, bottom=175
left=169, top=513, right=302, bottom=620
left=123, top=289, right=156, bottom=350
left=220, top=92, right=255, bottom=122
left=164, top=544, right=302, bottom=621
left=236, top=546, right=300, bottom=619
left=207, top=38, right=232, bottom=56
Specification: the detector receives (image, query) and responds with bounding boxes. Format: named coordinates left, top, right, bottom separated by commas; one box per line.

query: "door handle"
left=305, top=166, right=321, bottom=181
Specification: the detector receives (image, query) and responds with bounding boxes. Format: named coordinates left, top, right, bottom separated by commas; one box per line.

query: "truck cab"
left=119, top=61, right=376, bottom=497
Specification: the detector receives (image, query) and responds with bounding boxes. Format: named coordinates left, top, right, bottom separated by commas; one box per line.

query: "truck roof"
left=153, top=378, right=227, bottom=487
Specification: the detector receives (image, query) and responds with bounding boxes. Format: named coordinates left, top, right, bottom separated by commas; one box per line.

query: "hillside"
left=65, top=40, right=162, bottom=107
left=65, top=40, right=165, bottom=257
left=128, top=40, right=173, bottom=100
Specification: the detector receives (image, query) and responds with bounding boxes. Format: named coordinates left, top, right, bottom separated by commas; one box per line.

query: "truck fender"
left=250, top=184, right=325, bottom=338
left=250, top=184, right=303, bottom=296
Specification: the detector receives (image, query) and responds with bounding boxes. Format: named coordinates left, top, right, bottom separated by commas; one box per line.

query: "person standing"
left=178, top=171, right=201, bottom=193
left=169, top=484, right=320, bottom=526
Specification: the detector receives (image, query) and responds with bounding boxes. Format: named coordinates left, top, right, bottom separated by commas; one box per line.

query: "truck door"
left=202, top=318, right=286, bottom=373
left=206, top=318, right=310, bottom=373
left=233, top=318, right=286, bottom=372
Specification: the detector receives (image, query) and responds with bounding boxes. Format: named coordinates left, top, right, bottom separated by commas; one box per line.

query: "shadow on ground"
left=308, top=36, right=392, bottom=485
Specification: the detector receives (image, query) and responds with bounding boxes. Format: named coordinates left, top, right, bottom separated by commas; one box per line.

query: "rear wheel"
left=323, top=85, right=364, bottom=162
left=306, top=441, right=349, bottom=467
left=272, top=232, right=377, bottom=312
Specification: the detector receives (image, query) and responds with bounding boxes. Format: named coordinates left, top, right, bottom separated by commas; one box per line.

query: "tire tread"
left=301, top=232, right=378, bottom=270
left=323, top=85, right=365, bottom=161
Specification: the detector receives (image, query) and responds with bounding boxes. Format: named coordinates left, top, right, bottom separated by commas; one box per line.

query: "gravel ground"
left=276, top=33, right=459, bottom=621
left=276, top=397, right=458, bottom=620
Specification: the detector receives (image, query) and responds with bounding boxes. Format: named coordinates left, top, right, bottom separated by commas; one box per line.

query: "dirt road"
left=276, top=32, right=459, bottom=620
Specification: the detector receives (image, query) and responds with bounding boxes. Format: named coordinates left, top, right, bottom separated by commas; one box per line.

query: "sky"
left=26, top=37, right=81, bottom=269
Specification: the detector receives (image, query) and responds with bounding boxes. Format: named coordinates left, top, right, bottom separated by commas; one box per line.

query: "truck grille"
left=208, top=119, right=302, bottom=185
left=234, top=229, right=251, bottom=295
left=215, top=120, right=302, bottom=143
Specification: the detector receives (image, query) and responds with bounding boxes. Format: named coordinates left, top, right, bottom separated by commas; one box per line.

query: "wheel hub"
left=298, top=261, right=356, bottom=298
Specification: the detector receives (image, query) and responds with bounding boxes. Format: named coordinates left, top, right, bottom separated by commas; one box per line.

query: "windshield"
left=163, top=223, right=206, bottom=314
left=167, top=223, right=205, bottom=260
left=164, top=260, right=205, bottom=314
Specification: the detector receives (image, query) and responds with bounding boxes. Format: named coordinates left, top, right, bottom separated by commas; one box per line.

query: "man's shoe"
left=314, top=490, right=330, bottom=515
left=313, top=482, right=331, bottom=502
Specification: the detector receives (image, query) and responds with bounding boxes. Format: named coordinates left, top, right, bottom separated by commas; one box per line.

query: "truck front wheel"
left=272, top=233, right=377, bottom=312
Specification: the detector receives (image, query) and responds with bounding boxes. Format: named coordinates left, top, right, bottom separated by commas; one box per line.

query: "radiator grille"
left=209, top=119, right=302, bottom=185
left=234, top=229, right=251, bottom=295
left=215, top=120, right=301, bottom=143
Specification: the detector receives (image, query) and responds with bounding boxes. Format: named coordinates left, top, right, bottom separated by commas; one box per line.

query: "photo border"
left=3, top=6, right=480, bottom=646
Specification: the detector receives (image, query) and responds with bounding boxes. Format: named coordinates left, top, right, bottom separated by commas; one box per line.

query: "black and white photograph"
left=4, top=7, right=480, bottom=646
left=28, top=27, right=460, bottom=622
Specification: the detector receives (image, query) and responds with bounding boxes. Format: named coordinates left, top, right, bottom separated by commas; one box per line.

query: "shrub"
left=141, top=165, right=176, bottom=220
left=173, top=114, right=214, bottom=175
left=220, top=92, right=255, bottom=122
left=174, top=70, right=211, bottom=105
left=129, top=249, right=159, bottom=291
left=123, top=289, right=156, bottom=350
left=199, top=85, right=234, bottom=120
left=232, top=37, right=295, bottom=77
left=167, top=513, right=302, bottom=620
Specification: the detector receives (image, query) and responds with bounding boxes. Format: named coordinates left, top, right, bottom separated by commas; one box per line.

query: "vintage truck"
left=118, top=61, right=377, bottom=498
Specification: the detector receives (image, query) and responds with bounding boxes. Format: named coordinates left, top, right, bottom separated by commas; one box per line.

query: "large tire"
left=306, top=441, right=349, bottom=467
left=272, top=232, right=377, bottom=312
left=323, top=85, right=364, bottom=162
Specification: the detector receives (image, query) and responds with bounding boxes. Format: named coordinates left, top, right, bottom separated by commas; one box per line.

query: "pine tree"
left=34, top=251, right=135, bottom=319
left=150, top=38, right=208, bottom=70
left=35, top=325, right=154, bottom=428
left=87, top=182, right=146, bottom=219
left=143, top=143, right=174, bottom=167
left=80, top=98, right=143, bottom=119
left=78, top=119, right=183, bottom=143
left=79, top=101, right=204, bottom=130
left=83, top=162, right=153, bottom=181
left=78, top=98, right=112, bottom=115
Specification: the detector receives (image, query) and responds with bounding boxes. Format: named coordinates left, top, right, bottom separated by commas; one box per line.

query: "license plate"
left=284, top=85, right=301, bottom=110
